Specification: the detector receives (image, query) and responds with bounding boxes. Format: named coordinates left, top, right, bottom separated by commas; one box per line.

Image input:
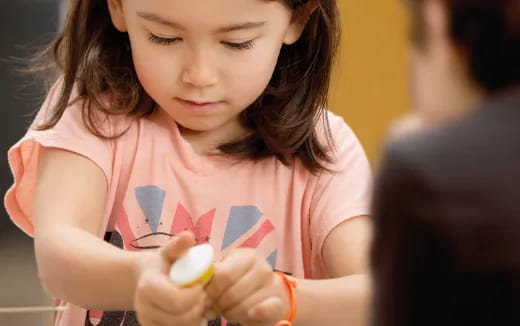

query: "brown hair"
left=34, top=0, right=341, bottom=173
left=407, top=0, right=520, bottom=91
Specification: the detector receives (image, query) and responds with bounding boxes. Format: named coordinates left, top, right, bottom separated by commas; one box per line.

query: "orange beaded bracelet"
left=274, top=272, right=297, bottom=326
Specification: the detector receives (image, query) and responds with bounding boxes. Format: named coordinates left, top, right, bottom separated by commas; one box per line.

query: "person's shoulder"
left=381, top=123, right=457, bottom=181
left=33, top=79, right=137, bottom=139
left=312, top=110, right=371, bottom=174
left=378, top=104, right=511, bottom=191
left=317, top=110, right=363, bottom=151
left=387, top=90, right=520, bottom=169
left=322, top=110, right=355, bottom=136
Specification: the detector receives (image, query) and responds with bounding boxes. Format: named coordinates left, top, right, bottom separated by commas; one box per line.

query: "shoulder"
left=315, top=111, right=370, bottom=172
left=32, top=79, right=135, bottom=139
left=377, top=124, right=452, bottom=192
left=320, top=111, right=359, bottom=144
left=375, top=107, right=502, bottom=203
left=380, top=98, right=518, bottom=188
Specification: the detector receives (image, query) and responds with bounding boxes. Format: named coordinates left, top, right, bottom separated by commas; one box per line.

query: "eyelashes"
left=148, top=33, right=180, bottom=45
left=222, top=40, right=255, bottom=50
left=148, top=33, right=256, bottom=51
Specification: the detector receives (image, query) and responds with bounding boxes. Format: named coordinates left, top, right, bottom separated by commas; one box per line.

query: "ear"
left=107, top=0, right=127, bottom=32
left=283, top=0, right=319, bottom=45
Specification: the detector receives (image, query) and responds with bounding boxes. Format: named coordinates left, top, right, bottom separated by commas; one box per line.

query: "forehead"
left=124, top=0, right=291, bottom=26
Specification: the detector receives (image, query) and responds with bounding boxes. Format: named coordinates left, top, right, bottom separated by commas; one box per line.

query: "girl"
left=6, top=0, right=372, bottom=325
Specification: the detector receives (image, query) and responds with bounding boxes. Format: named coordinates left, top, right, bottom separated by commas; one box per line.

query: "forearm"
left=35, top=226, right=145, bottom=310
left=294, top=274, right=371, bottom=326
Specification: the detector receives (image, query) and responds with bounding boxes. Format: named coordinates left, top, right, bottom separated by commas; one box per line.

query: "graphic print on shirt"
left=85, top=185, right=279, bottom=326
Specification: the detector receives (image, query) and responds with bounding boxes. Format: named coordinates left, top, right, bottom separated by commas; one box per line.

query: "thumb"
left=161, top=231, right=196, bottom=263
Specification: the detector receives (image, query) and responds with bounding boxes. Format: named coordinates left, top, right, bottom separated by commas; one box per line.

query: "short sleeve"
left=4, top=82, right=113, bottom=236
left=308, top=112, right=373, bottom=277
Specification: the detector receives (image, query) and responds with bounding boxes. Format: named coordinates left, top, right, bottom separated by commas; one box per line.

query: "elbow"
left=35, top=251, right=62, bottom=299
left=34, top=234, right=66, bottom=299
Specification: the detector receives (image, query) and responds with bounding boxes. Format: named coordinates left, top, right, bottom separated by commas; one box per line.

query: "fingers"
left=161, top=231, right=196, bottom=263
left=206, top=249, right=257, bottom=301
left=137, top=301, right=204, bottom=326
left=135, top=231, right=203, bottom=326
left=136, top=271, right=205, bottom=314
left=223, top=292, right=281, bottom=324
left=137, top=302, right=205, bottom=326
left=206, top=249, right=285, bottom=325
left=135, top=272, right=206, bottom=326
left=138, top=246, right=284, bottom=326
left=216, top=260, right=272, bottom=312
left=247, top=296, right=284, bottom=322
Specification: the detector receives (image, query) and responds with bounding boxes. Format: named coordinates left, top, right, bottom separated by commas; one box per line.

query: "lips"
left=178, top=98, right=215, bottom=106
left=174, top=97, right=223, bottom=114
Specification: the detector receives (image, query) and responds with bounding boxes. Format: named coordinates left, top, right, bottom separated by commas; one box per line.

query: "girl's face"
left=108, top=0, right=306, bottom=138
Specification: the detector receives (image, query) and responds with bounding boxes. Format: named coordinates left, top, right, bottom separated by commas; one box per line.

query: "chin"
left=176, top=119, right=219, bottom=133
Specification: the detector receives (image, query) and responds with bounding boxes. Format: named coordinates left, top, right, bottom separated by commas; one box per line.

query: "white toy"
left=169, top=243, right=215, bottom=287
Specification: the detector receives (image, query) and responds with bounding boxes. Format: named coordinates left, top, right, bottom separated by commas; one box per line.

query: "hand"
left=205, top=248, right=289, bottom=325
left=134, top=232, right=207, bottom=326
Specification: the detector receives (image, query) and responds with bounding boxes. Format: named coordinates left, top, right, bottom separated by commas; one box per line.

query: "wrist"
left=133, top=251, right=148, bottom=275
left=274, top=272, right=297, bottom=326
left=273, top=272, right=290, bottom=315
left=132, top=251, right=155, bottom=285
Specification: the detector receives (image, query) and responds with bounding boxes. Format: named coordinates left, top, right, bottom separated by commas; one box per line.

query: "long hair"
left=33, top=0, right=341, bottom=174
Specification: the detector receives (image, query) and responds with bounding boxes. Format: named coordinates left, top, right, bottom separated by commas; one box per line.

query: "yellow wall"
left=329, top=0, right=409, bottom=165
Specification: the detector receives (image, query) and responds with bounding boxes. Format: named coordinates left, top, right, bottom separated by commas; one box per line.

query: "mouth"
left=174, top=97, right=223, bottom=114
left=178, top=98, right=216, bottom=105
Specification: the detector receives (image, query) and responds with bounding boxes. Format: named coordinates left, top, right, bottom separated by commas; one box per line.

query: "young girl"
left=6, top=0, right=372, bottom=325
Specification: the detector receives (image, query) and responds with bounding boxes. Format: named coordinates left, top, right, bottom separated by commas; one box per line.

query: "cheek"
left=226, top=45, right=282, bottom=105
left=129, top=36, right=177, bottom=98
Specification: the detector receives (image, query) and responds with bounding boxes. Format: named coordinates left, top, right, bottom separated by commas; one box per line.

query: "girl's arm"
left=34, top=147, right=145, bottom=310
left=293, top=215, right=372, bottom=326
left=209, top=215, right=372, bottom=326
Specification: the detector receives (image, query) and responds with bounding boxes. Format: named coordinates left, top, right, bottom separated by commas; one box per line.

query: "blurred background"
left=0, top=1, right=408, bottom=325
left=1, top=1, right=63, bottom=325
left=332, top=1, right=409, bottom=163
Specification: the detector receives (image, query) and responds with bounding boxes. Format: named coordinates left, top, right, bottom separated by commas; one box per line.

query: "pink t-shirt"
left=5, top=85, right=372, bottom=326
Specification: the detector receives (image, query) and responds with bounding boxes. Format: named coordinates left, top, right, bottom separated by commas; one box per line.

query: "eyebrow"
left=137, top=12, right=266, bottom=33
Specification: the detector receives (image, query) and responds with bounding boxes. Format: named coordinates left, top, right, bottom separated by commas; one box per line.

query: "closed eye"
left=148, top=33, right=181, bottom=45
left=222, top=40, right=256, bottom=51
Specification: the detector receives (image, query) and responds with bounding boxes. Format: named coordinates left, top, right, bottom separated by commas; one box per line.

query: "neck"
left=178, top=119, right=249, bottom=155
left=427, top=61, right=486, bottom=125
left=447, top=73, right=484, bottom=121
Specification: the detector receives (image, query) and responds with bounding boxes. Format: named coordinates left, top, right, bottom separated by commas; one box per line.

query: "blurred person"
left=371, top=0, right=520, bottom=325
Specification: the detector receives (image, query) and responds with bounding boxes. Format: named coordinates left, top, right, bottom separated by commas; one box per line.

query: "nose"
left=181, top=48, right=218, bottom=88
